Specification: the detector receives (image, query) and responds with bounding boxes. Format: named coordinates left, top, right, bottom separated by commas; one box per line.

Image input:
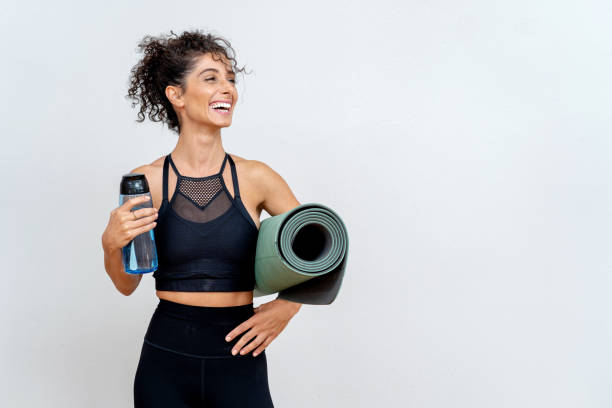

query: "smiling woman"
left=102, top=29, right=303, bottom=407
left=125, top=29, right=250, bottom=135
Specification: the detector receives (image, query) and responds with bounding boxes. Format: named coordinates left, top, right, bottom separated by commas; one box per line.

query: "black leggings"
left=133, top=298, right=274, bottom=407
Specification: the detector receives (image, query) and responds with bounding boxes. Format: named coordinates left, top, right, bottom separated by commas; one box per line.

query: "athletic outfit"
left=133, top=152, right=274, bottom=407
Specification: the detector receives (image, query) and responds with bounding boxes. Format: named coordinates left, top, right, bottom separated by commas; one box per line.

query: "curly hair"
left=126, top=29, right=250, bottom=135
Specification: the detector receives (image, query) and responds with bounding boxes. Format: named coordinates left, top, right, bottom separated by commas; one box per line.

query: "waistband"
left=155, top=276, right=255, bottom=293
left=143, top=298, right=257, bottom=358
left=156, top=298, right=254, bottom=324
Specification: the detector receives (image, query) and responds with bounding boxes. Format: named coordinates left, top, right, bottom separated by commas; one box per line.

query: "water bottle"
left=119, top=173, right=158, bottom=274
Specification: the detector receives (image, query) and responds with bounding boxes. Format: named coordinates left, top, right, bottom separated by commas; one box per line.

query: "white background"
left=1, top=0, right=611, bottom=406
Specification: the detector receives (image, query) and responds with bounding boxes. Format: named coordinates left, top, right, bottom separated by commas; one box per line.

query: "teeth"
left=210, top=102, right=231, bottom=109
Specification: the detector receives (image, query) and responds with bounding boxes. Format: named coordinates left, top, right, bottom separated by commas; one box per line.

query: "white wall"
left=1, top=0, right=610, bottom=406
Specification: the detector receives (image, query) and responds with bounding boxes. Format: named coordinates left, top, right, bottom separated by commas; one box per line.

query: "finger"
left=126, top=213, right=158, bottom=228
left=122, top=206, right=157, bottom=224
left=231, top=328, right=258, bottom=355
left=127, top=221, right=157, bottom=239
left=252, top=337, right=273, bottom=357
left=131, top=206, right=158, bottom=220
left=239, top=333, right=266, bottom=356
left=122, top=195, right=151, bottom=211
left=225, top=320, right=253, bottom=342
left=232, top=329, right=257, bottom=355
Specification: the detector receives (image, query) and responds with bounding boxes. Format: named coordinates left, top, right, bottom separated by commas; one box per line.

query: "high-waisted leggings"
left=133, top=298, right=275, bottom=407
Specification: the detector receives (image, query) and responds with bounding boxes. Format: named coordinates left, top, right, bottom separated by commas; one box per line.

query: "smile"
left=209, top=101, right=232, bottom=115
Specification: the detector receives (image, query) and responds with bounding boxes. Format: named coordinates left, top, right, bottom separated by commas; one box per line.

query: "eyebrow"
left=199, top=68, right=236, bottom=76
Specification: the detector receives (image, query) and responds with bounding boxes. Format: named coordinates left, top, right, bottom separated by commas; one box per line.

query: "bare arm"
left=221, top=159, right=307, bottom=358
left=252, top=160, right=303, bottom=311
left=102, top=240, right=142, bottom=296
left=254, top=160, right=301, bottom=216
left=102, top=166, right=158, bottom=296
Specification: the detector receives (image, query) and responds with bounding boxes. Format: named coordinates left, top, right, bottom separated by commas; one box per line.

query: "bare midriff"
left=156, top=290, right=254, bottom=307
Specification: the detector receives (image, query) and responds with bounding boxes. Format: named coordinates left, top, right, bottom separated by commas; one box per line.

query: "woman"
left=101, top=30, right=301, bottom=407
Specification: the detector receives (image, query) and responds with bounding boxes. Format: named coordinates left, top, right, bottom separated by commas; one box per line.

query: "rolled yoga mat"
left=253, top=202, right=349, bottom=305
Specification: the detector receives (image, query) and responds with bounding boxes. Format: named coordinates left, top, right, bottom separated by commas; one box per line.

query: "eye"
left=205, top=77, right=236, bottom=84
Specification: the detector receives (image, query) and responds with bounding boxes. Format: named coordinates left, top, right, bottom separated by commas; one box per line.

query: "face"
left=166, top=52, right=238, bottom=130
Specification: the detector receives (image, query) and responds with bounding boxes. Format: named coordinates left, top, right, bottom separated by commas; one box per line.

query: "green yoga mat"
left=253, top=202, right=349, bottom=305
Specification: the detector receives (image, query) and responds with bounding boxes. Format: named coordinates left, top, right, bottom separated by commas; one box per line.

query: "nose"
left=218, top=83, right=232, bottom=96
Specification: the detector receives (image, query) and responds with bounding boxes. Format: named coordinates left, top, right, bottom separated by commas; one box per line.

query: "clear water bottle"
left=119, top=173, right=158, bottom=274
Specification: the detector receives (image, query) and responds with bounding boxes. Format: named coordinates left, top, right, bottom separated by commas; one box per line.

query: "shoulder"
left=128, top=155, right=167, bottom=209
left=229, top=153, right=300, bottom=216
left=129, top=155, right=165, bottom=180
left=228, top=153, right=282, bottom=189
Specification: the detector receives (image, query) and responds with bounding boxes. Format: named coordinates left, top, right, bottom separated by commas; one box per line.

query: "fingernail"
left=240, top=350, right=246, bottom=355
left=232, top=349, right=237, bottom=355
left=226, top=336, right=231, bottom=342
left=253, top=353, right=258, bottom=357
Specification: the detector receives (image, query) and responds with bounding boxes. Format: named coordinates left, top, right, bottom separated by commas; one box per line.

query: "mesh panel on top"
left=167, top=153, right=234, bottom=224
left=179, top=177, right=223, bottom=207
left=172, top=181, right=232, bottom=223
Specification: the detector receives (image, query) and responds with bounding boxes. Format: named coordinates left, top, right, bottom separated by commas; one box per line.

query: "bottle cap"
left=120, top=173, right=150, bottom=195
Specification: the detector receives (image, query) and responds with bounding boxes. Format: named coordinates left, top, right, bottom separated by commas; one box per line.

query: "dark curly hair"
left=126, top=29, right=250, bottom=135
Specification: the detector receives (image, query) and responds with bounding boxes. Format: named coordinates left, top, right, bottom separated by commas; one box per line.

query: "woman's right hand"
left=101, top=195, right=159, bottom=252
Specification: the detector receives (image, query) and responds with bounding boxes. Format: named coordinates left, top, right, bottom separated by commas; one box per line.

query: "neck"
left=172, top=124, right=226, bottom=176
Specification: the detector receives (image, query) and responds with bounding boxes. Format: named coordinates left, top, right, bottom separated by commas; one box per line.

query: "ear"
left=165, top=85, right=184, bottom=108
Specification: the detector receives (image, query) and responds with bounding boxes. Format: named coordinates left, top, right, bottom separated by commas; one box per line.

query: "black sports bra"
left=152, top=152, right=259, bottom=292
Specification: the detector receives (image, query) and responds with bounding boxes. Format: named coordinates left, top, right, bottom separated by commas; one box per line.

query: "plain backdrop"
left=1, top=0, right=611, bottom=407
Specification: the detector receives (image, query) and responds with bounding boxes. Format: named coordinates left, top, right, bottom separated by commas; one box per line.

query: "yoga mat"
left=253, top=202, right=349, bottom=305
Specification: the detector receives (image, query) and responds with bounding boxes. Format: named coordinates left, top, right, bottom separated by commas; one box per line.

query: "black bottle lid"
left=120, top=173, right=150, bottom=195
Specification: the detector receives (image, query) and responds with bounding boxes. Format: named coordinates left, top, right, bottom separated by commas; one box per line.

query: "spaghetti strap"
left=162, top=155, right=170, bottom=202
left=227, top=154, right=241, bottom=199
left=167, top=154, right=181, bottom=178
left=219, top=153, right=229, bottom=177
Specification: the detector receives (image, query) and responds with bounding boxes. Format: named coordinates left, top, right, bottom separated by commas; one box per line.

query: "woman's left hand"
left=225, top=298, right=301, bottom=357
